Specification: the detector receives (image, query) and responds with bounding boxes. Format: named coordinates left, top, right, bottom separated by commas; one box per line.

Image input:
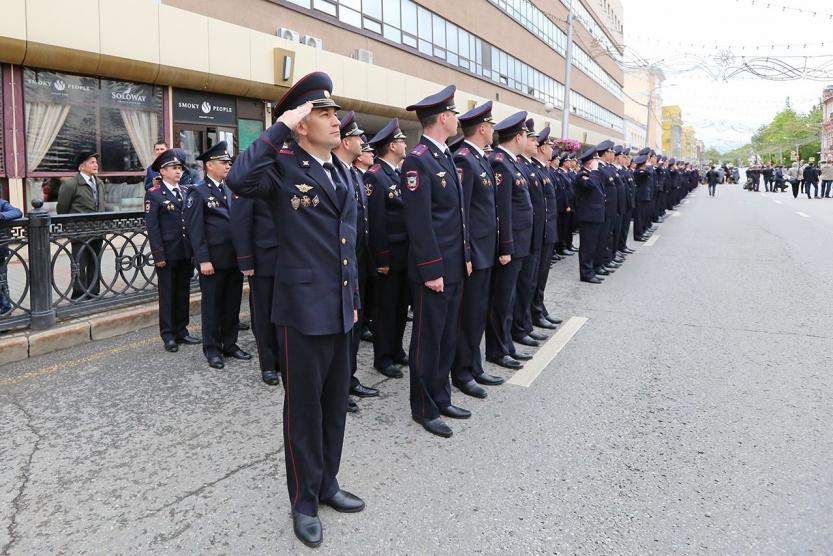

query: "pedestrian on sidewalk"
left=706, top=165, right=719, bottom=196
left=787, top=162, right=801, bottom=198
left=0, top=198, right=23, bottom=315
left=819, top=157, right=833, bottom=198
left=803, top=161, right=820, bottom=199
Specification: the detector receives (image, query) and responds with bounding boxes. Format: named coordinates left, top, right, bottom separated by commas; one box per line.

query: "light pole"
left=560, top=0, right=575, bottom=140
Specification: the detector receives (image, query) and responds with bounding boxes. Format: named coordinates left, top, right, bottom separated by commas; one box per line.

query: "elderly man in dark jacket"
left=57, top=151, right=106, bottom=300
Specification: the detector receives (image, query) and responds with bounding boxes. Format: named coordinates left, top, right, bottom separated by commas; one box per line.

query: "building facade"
left=821, top=85, right=833, bottom=161
left=662, top=105, right=683, bottom=159
left=623, top=65, right=664, bottom=152
left=0, top=0, right=625, bottom=213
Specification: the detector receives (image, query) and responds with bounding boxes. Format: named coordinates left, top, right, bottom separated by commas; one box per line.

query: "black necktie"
left=173, top=187, right=182, bottom=203
left=323, top=162, right=347, bottom=205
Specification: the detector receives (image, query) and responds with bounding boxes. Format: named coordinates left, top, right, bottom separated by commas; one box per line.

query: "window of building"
left=276, top=0, right=617, bottom=133
left=22, top=68, right=163, bottom=214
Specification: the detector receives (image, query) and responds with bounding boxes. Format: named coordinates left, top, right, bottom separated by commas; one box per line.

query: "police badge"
left=366, top=182, right=374, bottom=197
left=405, top=171, right=419, bottom=191
left=437, top=171, right=447, bottom=188
left=496, top=173, right=503, bottom=186
left=144, top=200, right=151, bottom=213
left=301, top=195, right=312, bottom=208
left=291, top=195, right=301, bottom=210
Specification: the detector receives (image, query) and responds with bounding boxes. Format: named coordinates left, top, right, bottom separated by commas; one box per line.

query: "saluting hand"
left=277, top=101, right=313, bottom=130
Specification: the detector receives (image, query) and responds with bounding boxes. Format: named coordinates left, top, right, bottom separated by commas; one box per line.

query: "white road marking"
left=796, top=211, right=810, bottom=218
left=774, top=200, right=782, bottom=204
left=644, top=234, right=660, bottom=246
left=507, top=317, right=589, bottom=387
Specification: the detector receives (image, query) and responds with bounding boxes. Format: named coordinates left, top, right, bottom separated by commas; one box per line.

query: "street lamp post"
left=561, top=0, right=574, bottom=140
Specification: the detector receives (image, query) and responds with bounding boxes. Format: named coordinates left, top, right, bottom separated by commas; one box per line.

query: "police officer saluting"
left=185, top=142, right=251, bottom=370
left=401, top=85, right=472, bottom=438
left=451, top=101, right=504, bottom=399
left=144, top=150, right=201, bottom=352
left=574, top=146, right=606, bottom=284
left=226, top=72, right=364, bottom=548
left=365, top=118, right=411, bottom=379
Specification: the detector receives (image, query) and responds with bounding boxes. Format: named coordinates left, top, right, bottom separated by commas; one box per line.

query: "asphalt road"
left=1, top=183, right=832, bottom=554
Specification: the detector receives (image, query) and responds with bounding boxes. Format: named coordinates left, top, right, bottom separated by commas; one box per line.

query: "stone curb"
left=0, top=287, right=249, bottom=366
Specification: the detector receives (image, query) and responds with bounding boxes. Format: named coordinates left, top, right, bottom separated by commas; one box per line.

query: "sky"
left=620, top=0, right=833, bottom=151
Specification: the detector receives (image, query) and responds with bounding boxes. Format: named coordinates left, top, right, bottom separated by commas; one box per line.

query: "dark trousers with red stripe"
left=512, top=248, right=541, bottom=339
left=199, top=268, right=243, bottom=358
left=279, top=326, right=350, bottom=517
left=248, top=275, right=278, bottom=374
left=409, top=280, right=463, bottom=420
left=372, top=269, right=409, bottom=369
left=485, top=257, right=524, bottom=360
left=156, top=258, right=193, bottom=342
left=452, top=266, right=492, bottom=386
left=531, top=242, right=556, bottom=322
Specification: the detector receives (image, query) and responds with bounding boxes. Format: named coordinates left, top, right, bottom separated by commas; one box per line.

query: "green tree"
left=750, top=103, right=821, bottom=163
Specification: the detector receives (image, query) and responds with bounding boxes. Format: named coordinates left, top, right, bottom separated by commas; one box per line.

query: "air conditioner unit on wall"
left=303, top=35, right=323, bottom=49
left=352, top=48, right=374, bottom=64
left=278, top=27, right=300, bottom=42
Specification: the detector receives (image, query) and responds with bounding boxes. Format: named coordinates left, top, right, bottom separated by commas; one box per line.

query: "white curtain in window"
left=25, top=102, right=70, bottom=172
left=120, top=110, right=158, bottom=169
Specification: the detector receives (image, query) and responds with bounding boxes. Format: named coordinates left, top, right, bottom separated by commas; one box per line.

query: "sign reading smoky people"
left=172, top=89, right=237, bottom=125
left=22, top=69, right=161, bottom=110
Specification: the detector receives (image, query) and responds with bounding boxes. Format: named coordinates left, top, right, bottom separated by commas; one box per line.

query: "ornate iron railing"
left=0, top=199, right=198, bottom=332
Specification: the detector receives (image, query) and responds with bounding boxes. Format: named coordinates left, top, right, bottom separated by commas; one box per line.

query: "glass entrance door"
left=174, top=125, right=205, bottom=184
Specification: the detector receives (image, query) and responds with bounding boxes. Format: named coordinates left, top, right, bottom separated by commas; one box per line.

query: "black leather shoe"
left=486, top=355, right=523, bottom=369
left=603, top=266, right=617, bottom=273
left=292, top=512, right=322, bottom=548
left=552, top=254, right=563, bottom=261
left=594, top=275, right=606, bottom=281
left=623, top=247, right=636, bottom=254
left=475, top=372, right=505, bottom=386
left=322, top=489, right=365, bottom=513
left=376, top=363, right=403, bottom=379
left=511, top=351, right=533, bottom=361
left=347, top=399, right=359, bottom=413
left=595, top=268, right=610, bottom=276
left=262, top=369, right=281, bottom=386
left=581, top=277, right=603, bottom=284
left=350, top=383, right=379, bottom=398
left=456, top=380, right=487, bottom=398
left=394, top=353, right=409, bottom=366
left=208, top=356, right=225, bottom=369
left=413, top=415, right=452, bottom=437
left=224, top=348, right=252, bottom=360
left=635, top=236, right=648, bottom=242
left=568, top=246, right=579, bottom=252
left=513, top=335, right=540, bottom=347
left=164, top=339, right=179, bottom=352
left=534, top=318, right=557, bottom=330
left=545, top=315, right=563, bottom=325
left=561, top=250, right=575, bottom=256
left=440, top=404, right=471, bottom=419
left=528, top=330, right=548, bottom=341
left=176, top=334, right=202, bottom=345
left=238, top=322, right=250, bottom=331
left=360, top=328, right=374, bottom=342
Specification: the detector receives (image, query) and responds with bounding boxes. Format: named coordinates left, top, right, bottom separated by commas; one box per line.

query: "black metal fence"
left=1, top=199, right=197, bottom=332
